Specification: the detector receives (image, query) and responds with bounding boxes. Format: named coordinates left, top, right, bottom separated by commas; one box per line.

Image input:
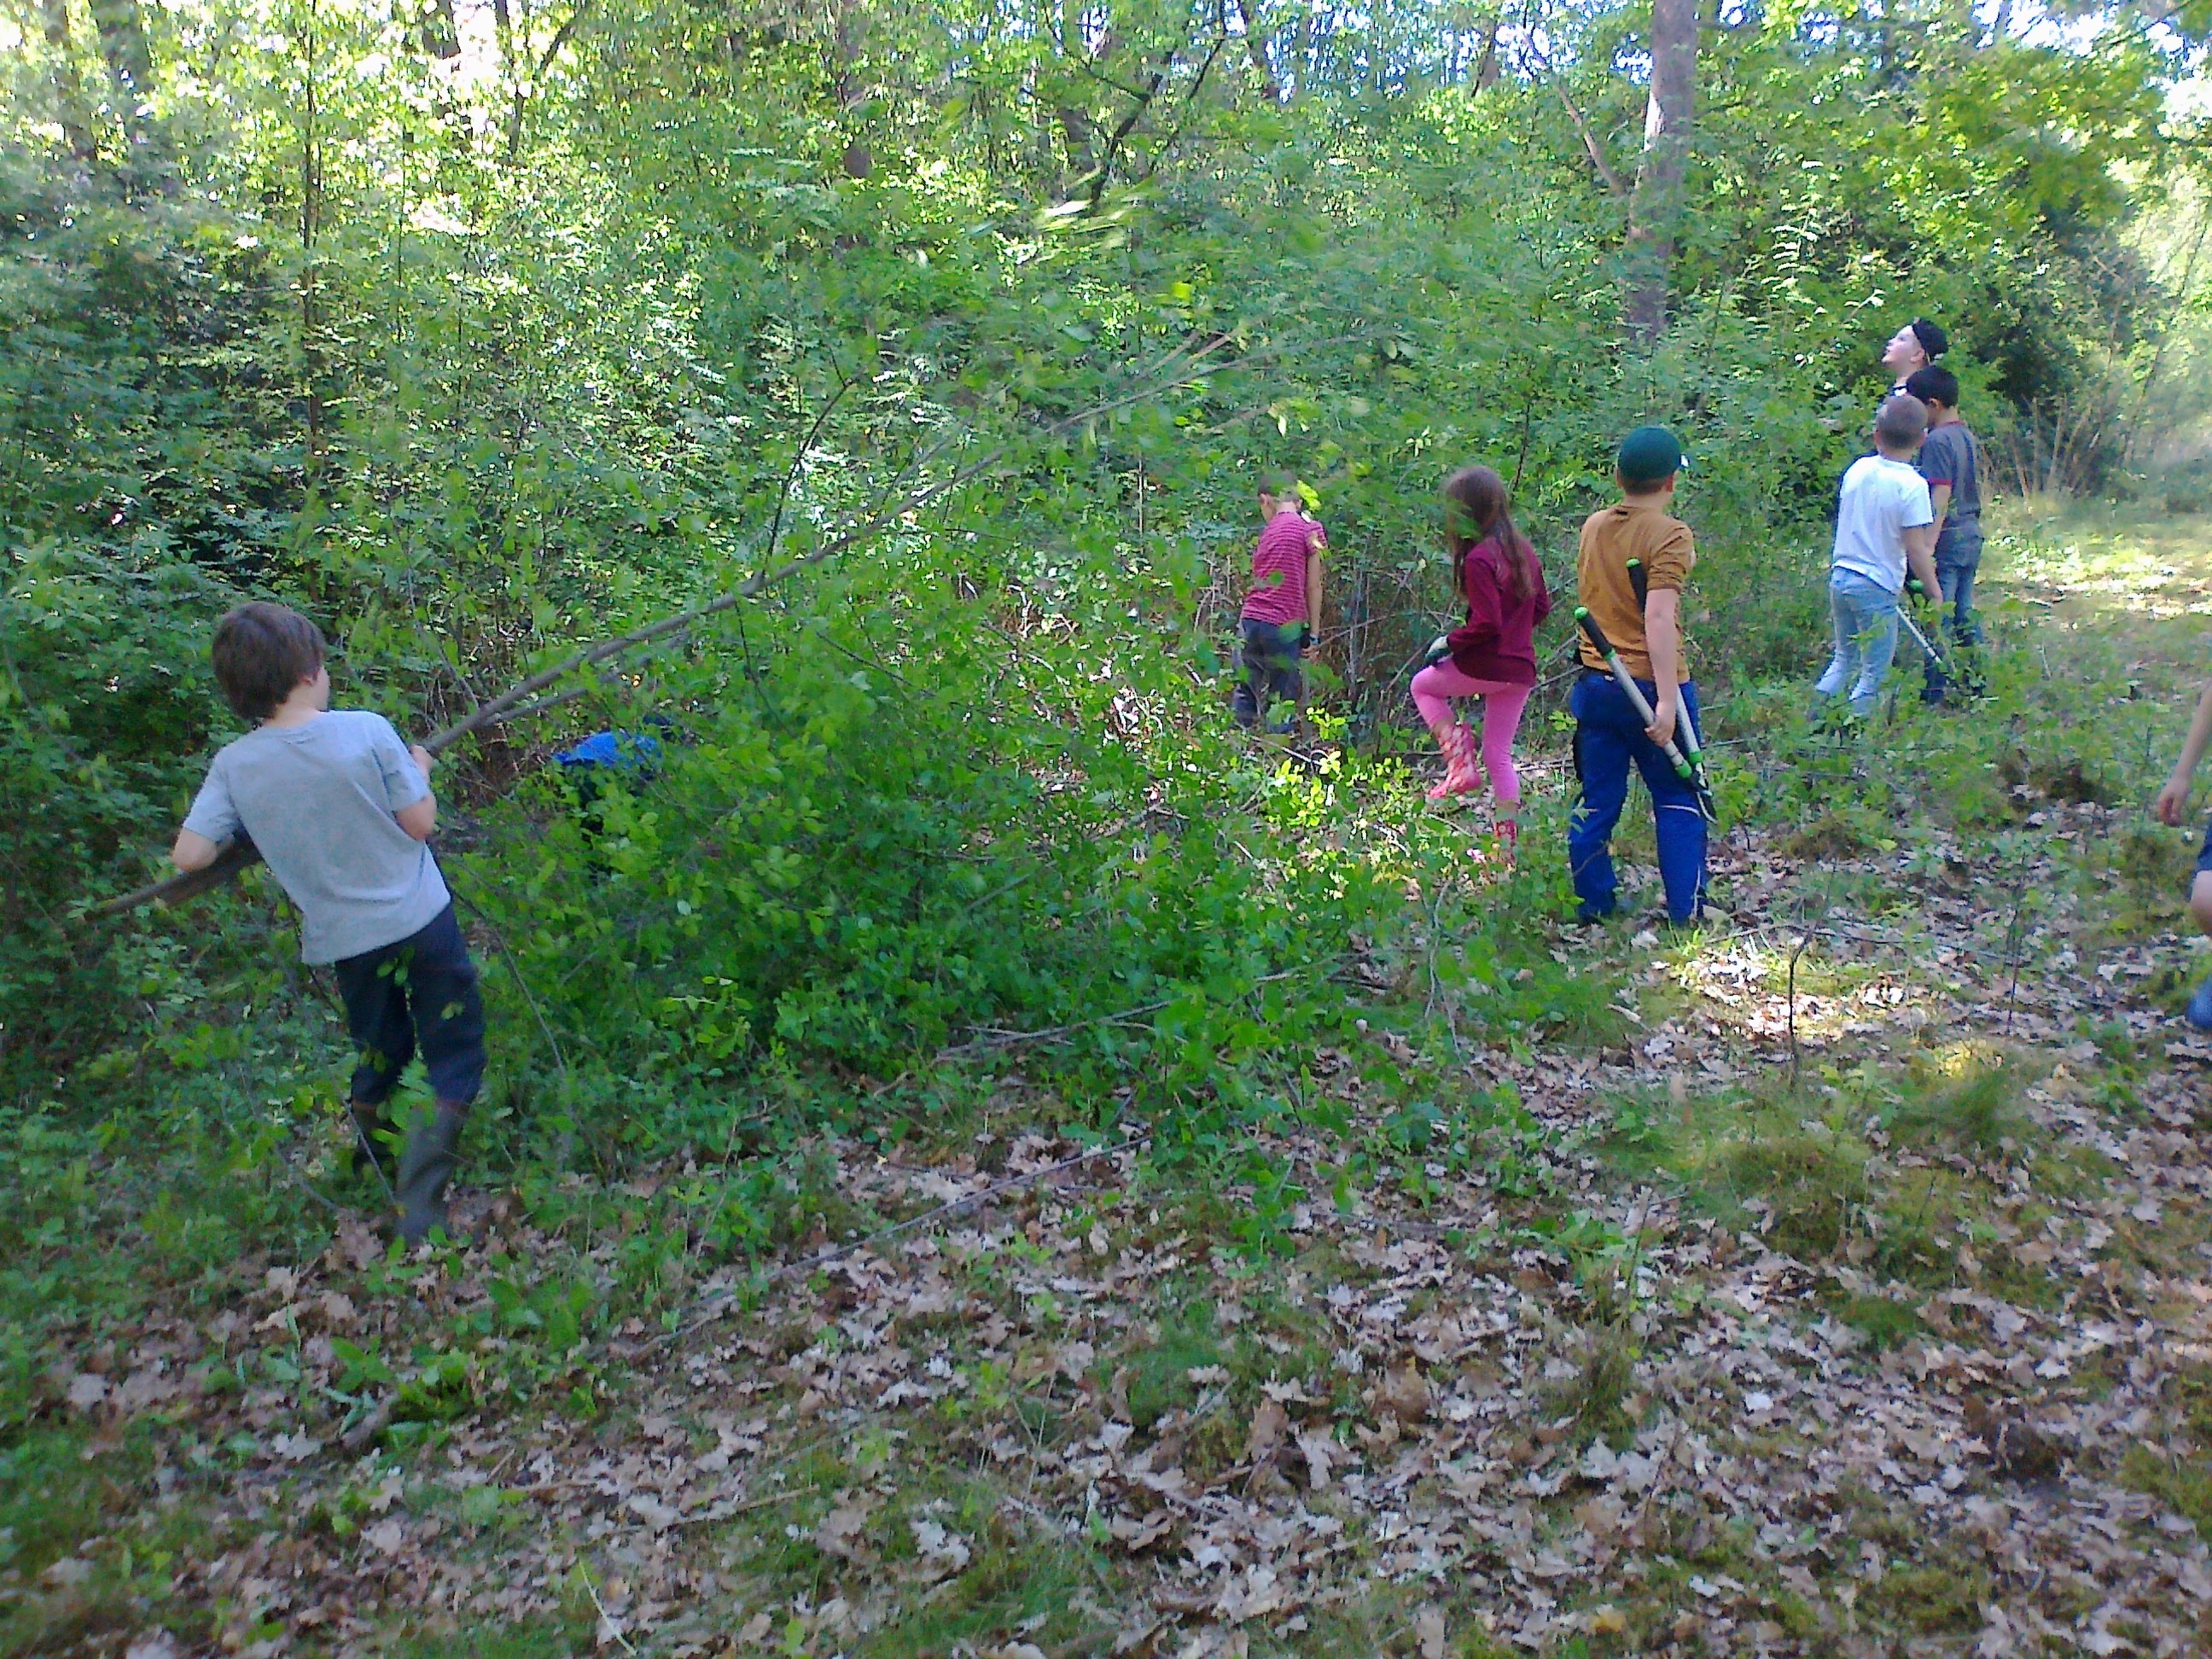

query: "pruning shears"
left=1901, top=577, right=1960, bottom=679
left=1576, top=558, right=1720, bottom=824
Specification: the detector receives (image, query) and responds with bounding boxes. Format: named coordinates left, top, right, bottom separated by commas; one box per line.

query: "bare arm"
left=2157, top=678, right=2212, bottom=826
left=171, top=829, right=223, bottom=873
left=1902, top=524, right=1942, bottom=608
left=1306, top=540, right=1324, bottom=643
left=1644, top=587, right=1683, bottom=748
left=394, top=743, right=437, bottom=841
left=1927, top=481, right=1952, bottom=545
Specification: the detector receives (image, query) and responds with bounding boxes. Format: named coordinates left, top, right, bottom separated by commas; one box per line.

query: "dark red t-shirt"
left=1446, top=537, right=1552, bottom=684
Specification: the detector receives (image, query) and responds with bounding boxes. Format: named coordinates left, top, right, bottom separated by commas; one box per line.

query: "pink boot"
left=1425, top=722, right=1481, bottom=800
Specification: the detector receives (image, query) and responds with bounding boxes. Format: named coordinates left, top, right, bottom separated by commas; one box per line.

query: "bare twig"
left=583, top=1575, right=637, bottom=1656
left=940, top=969, right=1297, bottom=1055
left=1786, top=869, right=1835, bottom=1091
left=451, top=887, right=569, bottom=1077
left=2000, top=849, right=2033, bottom=1035
left=341, top=1393, right=398, bottom=1452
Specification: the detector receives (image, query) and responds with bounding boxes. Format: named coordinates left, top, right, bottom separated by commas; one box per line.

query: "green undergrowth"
left=2119, top=1362, right=2212, bottom=1543
left=1599, top=1049, right=2080, bottom=1307
left=5, top=498, right=2209, bottom=1648
left=1717, top=510, right=2210, bottom=888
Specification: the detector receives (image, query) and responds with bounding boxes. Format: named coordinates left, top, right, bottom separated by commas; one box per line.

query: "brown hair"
left=1442, top=465, right=1536, bottom=604
left=1256, top=470, right=1301, bottom=501
left=212, top=602, right=325, bottom=721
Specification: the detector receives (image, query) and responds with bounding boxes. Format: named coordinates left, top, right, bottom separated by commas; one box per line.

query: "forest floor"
left=9, top=499, right=2212, bottom=1659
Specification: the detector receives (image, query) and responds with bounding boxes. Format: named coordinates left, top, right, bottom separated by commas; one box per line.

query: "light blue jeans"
left=1815, top=568, right=1901, bottom=718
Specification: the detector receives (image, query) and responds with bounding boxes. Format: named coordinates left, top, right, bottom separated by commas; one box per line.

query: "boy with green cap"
left=1569, top=426, right=1706, bottom=925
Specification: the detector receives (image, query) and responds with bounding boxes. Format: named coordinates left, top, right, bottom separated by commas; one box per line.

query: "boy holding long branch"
left=172, top=603, right=485, bottom=1243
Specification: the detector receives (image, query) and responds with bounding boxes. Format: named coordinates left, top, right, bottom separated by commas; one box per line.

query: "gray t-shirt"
left=1916, top=422, right=1982, bottom=549
left=183, top=710, right=450, bottom=963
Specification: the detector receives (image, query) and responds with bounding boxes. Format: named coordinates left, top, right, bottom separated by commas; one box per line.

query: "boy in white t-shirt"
left=1814, top=396, right=1944, bottom=720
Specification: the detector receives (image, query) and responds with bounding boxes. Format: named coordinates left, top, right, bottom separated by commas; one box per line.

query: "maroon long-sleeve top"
left=1445, top=537, right=1553, bottom=684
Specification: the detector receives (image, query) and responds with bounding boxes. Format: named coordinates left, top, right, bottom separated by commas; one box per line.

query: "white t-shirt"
left=1831, top=454, right=1933, bottom=594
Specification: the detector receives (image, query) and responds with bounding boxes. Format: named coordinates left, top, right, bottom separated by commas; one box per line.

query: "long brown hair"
left=1442, top=464, right=1535, bottom=604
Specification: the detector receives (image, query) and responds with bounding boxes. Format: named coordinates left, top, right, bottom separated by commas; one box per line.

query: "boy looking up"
left=1233, top=474, right=1326, bottom=733
left=1904, top=365, right=1986, bottom=702
left=171, top=603, right=485, bottom=1245
left=1814, top=397, right=1942, bottom=722
left=1882, top=317, right=1947, bottom=399
left=1569, top=426, right=1707, bottom=926
left=2153, top=678, right=2212, bottom=1029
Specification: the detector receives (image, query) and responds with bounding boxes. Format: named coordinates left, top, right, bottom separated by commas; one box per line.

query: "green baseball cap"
left=1617, top=426, right=1685, bottom=487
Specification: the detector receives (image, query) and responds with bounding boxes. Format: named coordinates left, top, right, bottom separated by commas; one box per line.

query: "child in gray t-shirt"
left=1904, top=365, right=1986, bottom=702
left=172, top=603, right=484, bottom=1244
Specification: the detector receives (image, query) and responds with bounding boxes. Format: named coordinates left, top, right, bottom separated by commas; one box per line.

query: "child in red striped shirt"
left=1233, top=473, right=1325, bottom=732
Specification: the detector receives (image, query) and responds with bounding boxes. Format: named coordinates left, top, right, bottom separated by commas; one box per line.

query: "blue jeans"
left=1922, top=533, right=1985, bottom=701
left=1232, top=619, right=1304, bottom=731
left=1569, top=672, right=1707, bottom=924
left=1815, top=568, right=1901, bottom=718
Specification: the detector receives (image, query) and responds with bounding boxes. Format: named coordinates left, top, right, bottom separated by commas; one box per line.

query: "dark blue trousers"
left=332, top=903, right=486, bottom=1106
left=1232, top=620, right=1304, bottom=731
left=1569, top=672, right=1707, bottom=924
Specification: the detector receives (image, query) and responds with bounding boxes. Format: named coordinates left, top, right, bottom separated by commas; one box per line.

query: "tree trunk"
left=298, top=15, right=324, bottom=479
left=1054, top=0, right=1093, bottom=182
left=1233, top=0, right=1283, bottom=102
left=38, top=0, right=98, bottom=160
left=89, top=0, right=152, bottom=102
left=1622, top=0, right=1697, bottom=348
left=420, top=0, right=462, bottom=59
left=89, top=0, right=154, bottom=152
left=833, top=0, right=871, bottom=178
left=1471, top=16, right=1500, bottom=91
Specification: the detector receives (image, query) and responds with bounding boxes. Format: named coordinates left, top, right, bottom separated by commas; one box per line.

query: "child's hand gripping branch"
left=2152, top=678, right=2212, bottom=833
left=2154, top=676, right=2212, bottom=1030
left=171, top=603, right=484, bottom=1243
left=172, top=725, right=437, bottom=874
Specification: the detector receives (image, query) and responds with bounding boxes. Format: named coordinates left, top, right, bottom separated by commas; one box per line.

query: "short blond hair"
left=1876, top=394, right=1929, bottom=451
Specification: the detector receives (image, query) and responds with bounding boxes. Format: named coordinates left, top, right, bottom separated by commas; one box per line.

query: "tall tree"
left=88, top=0, right=154, bottom=132
left=1470, top=15, right=1500, bottom=92
left=1622, top=0, right=1697, bottom=346
left=36, top=0, right=97, bottom=160
left=1233, top=0, right=1284, bottom=102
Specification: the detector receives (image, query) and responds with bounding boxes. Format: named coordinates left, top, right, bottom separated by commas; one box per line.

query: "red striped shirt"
left=1242, top=513, right=1324, bottom=626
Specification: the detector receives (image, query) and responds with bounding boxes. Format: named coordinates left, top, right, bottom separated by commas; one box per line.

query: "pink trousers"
left=1410, top=662, right=1533, bottom=808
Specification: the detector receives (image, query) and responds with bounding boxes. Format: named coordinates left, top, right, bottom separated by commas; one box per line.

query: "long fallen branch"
left=76, top=335, right=1243, bottom=928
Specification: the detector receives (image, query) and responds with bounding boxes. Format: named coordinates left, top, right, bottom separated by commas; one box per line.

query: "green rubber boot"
left=396, top=1100, right=467, bottom=1245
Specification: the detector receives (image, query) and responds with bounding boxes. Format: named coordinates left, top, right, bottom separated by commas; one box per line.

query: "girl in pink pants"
left=1410, top=465, right=1551, bottom=854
